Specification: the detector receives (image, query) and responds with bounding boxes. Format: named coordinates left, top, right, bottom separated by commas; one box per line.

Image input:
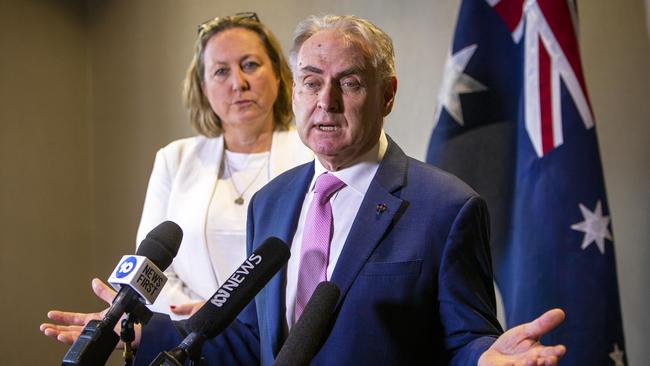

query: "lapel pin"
left=376, top=203, right=387, bottom=214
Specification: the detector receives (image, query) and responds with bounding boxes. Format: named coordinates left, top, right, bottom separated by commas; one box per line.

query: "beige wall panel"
left=0, top=0, right=95, bottom=364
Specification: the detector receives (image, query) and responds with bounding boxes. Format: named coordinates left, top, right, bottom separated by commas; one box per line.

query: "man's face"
left=292, top=29, right=395, bottom=171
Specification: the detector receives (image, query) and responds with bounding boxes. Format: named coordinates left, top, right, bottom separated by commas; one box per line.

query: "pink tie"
left=294, top=173, right=346, bottom=321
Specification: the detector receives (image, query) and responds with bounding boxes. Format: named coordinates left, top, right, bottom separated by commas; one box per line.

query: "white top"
left=285, top=131, right=388, bottom=327
left=206, top=151, right=270, bottom=287
left=135, top=129, right=313, bottom=319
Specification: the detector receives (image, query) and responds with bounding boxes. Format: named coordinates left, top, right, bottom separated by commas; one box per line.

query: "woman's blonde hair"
left=184, top=13, right=293, bottom=137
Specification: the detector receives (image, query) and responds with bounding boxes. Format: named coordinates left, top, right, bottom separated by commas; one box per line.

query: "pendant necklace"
left=223, top=153, right=269, bottom=205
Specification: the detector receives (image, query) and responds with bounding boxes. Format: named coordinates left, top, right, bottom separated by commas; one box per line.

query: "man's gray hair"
left=289, top=15, right=396, bottom=81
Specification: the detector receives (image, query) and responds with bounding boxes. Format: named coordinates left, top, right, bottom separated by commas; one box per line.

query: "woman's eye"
left=242, top=61, right=260, bottom=72
left=214, top=68, right=228, bottom=77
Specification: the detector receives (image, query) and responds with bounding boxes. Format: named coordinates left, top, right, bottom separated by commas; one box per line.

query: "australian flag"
left=426, top=0, right=626, bottom=364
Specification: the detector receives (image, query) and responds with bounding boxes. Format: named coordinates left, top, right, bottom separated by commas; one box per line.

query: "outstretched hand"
left=39, top=278, right=116, bottom=344
left=478, top=309, right=566, bottom=366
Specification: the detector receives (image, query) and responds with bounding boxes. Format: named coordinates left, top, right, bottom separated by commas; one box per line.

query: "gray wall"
left=1, top=0, right=647, bottom=364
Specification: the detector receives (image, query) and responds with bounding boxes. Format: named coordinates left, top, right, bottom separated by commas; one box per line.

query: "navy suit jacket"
left=136, top=137, right=503, bottom=365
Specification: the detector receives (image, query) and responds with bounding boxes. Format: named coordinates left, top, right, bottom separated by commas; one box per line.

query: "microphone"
left=274, top=281, right=340, bottom=366
left=62, top=221, right=183, bottom=366
left=149, top=237, right=290, bottom=366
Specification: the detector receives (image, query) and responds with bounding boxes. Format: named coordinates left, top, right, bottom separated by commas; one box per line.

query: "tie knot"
left=313, top=173, right=345, bottom=203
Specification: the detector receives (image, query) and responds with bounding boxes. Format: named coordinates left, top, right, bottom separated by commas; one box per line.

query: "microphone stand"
left=148, top=332, right=207, bottom=366
left=121, top=314, right=136, bottom=366
left=61, top=290, right=154, bottom=366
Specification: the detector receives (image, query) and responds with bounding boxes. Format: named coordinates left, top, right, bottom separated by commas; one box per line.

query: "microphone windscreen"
left=188, top=237, right=290, bottom=338
left=274, top=281, right=340, bottom=366
left=137, top=221, right=183, bottom=270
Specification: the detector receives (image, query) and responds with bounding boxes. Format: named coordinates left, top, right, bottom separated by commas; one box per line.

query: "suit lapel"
left=330, top=138, right=409, bottom=307
left=269, top=130, right=294, bottom=178
left=259, top=162, right=315, bottom=356
left=264, top=162, right=314, bottom=244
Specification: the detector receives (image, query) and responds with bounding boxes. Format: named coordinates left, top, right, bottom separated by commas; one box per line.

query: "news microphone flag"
left=426, top=0, right=626, bottom=364
left=108, top=255, right=167, bottom=304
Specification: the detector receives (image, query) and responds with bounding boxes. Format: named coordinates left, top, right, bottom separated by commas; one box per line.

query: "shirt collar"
left=311, top=131, right=388, bottom=196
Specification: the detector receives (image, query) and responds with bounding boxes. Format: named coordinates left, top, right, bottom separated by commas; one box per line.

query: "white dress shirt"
left=285, top=131, right=388, bottom=327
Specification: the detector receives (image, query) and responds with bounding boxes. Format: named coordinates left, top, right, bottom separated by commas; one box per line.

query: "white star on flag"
left=570, top=200, right=612, bottom=254
left=609, top=343, right=625, bottom=366
left=434, top=44, right=487, bottom=126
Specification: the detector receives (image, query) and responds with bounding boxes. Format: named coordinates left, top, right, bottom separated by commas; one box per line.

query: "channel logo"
left=115, top=256, right=138, bottom=278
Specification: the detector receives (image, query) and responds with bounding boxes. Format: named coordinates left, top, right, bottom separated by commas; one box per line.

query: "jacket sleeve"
left=135, top=147, right=197, bottom=317
left=437, top=195, right=503, bottom=365
left=135, top=311, right=261, bottom=366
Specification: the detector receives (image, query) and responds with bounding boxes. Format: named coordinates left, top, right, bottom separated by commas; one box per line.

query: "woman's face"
left=202, top=27, right=280, bottom=133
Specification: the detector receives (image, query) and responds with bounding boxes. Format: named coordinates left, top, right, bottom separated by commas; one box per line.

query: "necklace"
left=223, top=152, right=269, bottom=205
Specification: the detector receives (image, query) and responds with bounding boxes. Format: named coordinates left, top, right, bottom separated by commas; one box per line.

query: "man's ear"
left=383, top=76, right=397, bottom=116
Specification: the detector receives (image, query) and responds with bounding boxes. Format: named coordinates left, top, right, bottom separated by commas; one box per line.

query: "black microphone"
left=149, top=237, right=290, bottom=366
left=62, top=221, right=183, bottom=366
left=274, top=281, right=340, bottom=366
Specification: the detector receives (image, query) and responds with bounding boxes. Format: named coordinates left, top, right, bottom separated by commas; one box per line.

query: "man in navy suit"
left=43, top=14, right=566, bottom=366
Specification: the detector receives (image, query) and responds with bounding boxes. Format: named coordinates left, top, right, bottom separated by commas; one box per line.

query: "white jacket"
left=136, top=129, right=312, bottom=318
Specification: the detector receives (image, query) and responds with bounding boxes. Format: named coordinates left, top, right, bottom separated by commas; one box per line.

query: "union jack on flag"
left=426, top=0, right=626, bottom=364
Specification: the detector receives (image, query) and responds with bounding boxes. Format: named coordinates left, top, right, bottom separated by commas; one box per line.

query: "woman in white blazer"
left=135, top=13, right=311, bottom=319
